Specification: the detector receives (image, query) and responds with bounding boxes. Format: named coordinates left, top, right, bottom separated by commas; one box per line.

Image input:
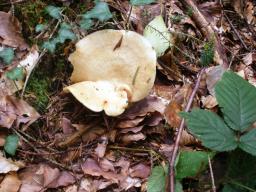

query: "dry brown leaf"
left=99, top=158, right=115, bottom=172
left=243, top=53, right=256, bottom=66
left=164, top=101, right=182, bottom=128
left=129, top=163, right=150, bottom=179
left=201, top=95, right=218, bottom=109
left=94, top=136, right=108, bottom=158
left=121, top=133, right=146, bottom=144
left=0, top=12, right=28, bottom=49
left=206, top=65, right=225, bottom=95
left=0, top=172, right=21, bottom=192
left=117, top=117, right=145, bottom=129
left=0, top=96, right=40, bottom=130
left=81, top=158, right=121, bottom=183
left=0, top=152, right=23, bottom=174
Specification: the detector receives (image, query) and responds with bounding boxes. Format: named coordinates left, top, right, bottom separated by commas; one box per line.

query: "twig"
left=169, top=68, right=205, bottom=192
left=223, top=12, right=249, bottom=50
left=208, top=155, right=216, bottom=192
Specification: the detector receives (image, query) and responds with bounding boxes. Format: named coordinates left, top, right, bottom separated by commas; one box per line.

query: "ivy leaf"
left=147, top=165, right=168, bottom=192
left=57, top=28, right=76, bottom=43
left=181, top=109, right=237, bottom=151
left=42, top=40, right=57, bottom=53
left=6, top=67, right=24, bottom=80
left=35, top=24, right=46, bottom=33
left=80, top=19, right=94, bottom=30
left=45, top=5, right=62, bottom=19
left=130, top=0, right=156, bottom=6
left=215, top=71, right=256, bottom=131
left=200, top=41, right=214, bottom=66
left=0, top=47, right=14, bottom=65
left=144, top=16, right=171, bottom=57
left=239, top=129, right=256, bottom=156
left=175, top=150, right=215, bottom=180
left=82, top=2, right=112, bottom=22
left=4, top=134, right=19, bottom=156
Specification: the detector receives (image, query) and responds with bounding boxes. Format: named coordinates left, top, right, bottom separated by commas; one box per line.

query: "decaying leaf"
left=0, top=152, right=24, bottom=174
left=0, top=172, right=21, bottom=192
left=0, top=96, right=40, bottom=130
left=0, top=11, right=28, bottom=50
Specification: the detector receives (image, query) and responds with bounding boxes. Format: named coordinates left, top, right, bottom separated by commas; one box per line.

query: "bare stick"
left=223, top=12, right=249, bottom=50
left=208, top=155, right=216, bottom=192
left=169, top=68, right=205, bottom=192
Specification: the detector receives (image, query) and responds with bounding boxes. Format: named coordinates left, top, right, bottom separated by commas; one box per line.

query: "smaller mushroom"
left=64, top=29, right=156, bottom=116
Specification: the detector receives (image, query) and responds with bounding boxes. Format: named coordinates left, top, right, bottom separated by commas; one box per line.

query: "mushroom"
left=64, top=29, right=156, bottom=116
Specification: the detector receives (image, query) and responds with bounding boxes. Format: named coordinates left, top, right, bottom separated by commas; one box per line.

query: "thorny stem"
left=169, top=68, right=205, bottom=192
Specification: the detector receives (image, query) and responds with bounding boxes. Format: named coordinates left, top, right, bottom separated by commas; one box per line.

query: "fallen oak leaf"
left=0, top=172, right=21, bottom=192
left=0, top=152, right=24, bottom=174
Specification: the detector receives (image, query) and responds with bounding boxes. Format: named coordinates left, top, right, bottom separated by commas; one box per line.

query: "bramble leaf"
left=82, top=2, right=112, bottom=22
left=0, top=47, right=14, bottom=65
left=239, top=129, right=256, bottom=156
left=130, top=0, right=155, bottom=6
left=6, top=67, right=24, bottom=80
left=181, top=109, right=237, bottom=151
left=147, top=165, right=168, bottom=192
left=175, top=150, right=215, bottom=180
left=45, top=5, right=62, bottom=19
left=144, top=16, right=171, bottom=57
left=4, top=134, right=19, bottom=156
left=215, top=71, right=256, bottom=131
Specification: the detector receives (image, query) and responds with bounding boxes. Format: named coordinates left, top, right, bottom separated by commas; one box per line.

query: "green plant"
left=130, top=0, right=156, bottom=6
left=4, top=134, right=19, bottom=156
left=181, top=71, right=256, bottom=156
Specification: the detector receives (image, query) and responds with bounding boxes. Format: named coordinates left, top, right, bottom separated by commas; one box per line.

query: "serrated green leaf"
left=82, top=2, right=112, bottom=22
left=4, top=134, right=19, bottom=156
left=130, top=0, right=155, bottom=6
left=0, top=47, right=14, bottom=64
left=6, top=67, right=24, bottom=80
left=57, top=28, right=76, bottom=43
left=215, top=71, right=256, bottom=131
left=147, top=165, right=168, bottom=192
left=144, top=15, right=171, bottom=57
left=80, top=19, right=94, bottom=30
left=223, top=150, right=256, bottom=191
left=239, top=129, right=256, bottom=155
left=45, top=5, right=62, bottom=19
left=200, top=41, right=214, bottom=66
left=175, top=180, right=183, bottom=192
left=181, top=109, right=237, bottom=151
left=175, top=150, right=214, bottom=180
left=35, top=24, right=46, bottom=33
left=42, top=40, right=56, bottom=53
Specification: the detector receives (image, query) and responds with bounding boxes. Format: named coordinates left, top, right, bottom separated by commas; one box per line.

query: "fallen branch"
left=180, top=0, right=228, bottom=69
left=169, top=68, right=205, bottom=192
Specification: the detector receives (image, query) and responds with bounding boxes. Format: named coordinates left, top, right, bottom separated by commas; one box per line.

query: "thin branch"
left=208, top=155, right=216, bottom=192
left=169, top=68, right=205, bottom=192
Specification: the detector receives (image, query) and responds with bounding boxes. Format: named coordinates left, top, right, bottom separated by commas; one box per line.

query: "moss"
left=26, top=73, right=49, bottom=112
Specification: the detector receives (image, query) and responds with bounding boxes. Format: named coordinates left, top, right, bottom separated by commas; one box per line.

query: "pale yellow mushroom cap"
left=65, top=29, right=156, bottom=116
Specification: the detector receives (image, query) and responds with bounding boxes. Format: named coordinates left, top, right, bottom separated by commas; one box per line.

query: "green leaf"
left=35, top=24, right=46, bottom=33
left=6, top=67, right=24, bottom=80
left=200, top=41, right=214, bottom=66
left=0, top=47, right=14, bottom=64
left=144, top=15, right=171, bottom=57
left=147, top=165, right=168, bottom=192
left=80, top=19, right=94, bottom=30
left=181, top=109, right=237, bottom=151
left=223, top=149, right=256, bottom=191
left=45, top=5, right=62, bottom=19
left=4, top=134, right=19, bottom=156
left=175, top=180, right=183, bottom=192
left=82, top=2, right=112, bottom=22
left=239, top=129, right=256, bottom=155
left=175, top=150, right=214, bottom=180
left=215, top=71, right=256, bottom=131
left=130, top=0, right=155, bottom=6
left=42, top=40, right=57, bottom=53
left=60, top=22, right=72, bottom=29
left=57, top=28, right=76, bottom=43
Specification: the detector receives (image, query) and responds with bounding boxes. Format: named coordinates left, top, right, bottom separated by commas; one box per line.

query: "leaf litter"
left=0, top=0, right=256, bottom=191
